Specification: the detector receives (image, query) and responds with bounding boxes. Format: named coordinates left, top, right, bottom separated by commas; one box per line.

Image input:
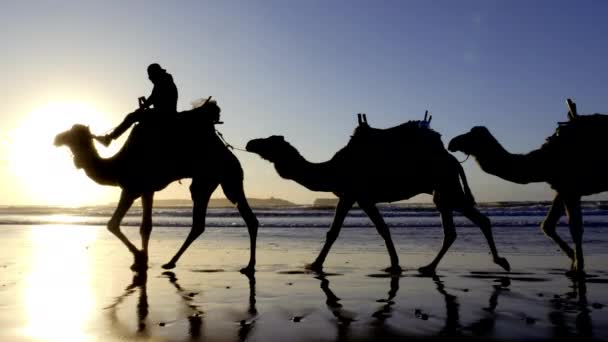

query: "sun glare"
left=8, top=102, right=116, bottom=206
left=24, top=226, right=97, bottom=341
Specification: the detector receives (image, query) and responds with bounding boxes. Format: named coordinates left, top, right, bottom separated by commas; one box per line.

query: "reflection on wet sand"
left=5, top=224, right=608, bottom=341
left=105, top=271, right=149, bottom=337
left=368, top=274, right=406, bottom=341
left=162, top=271, right=204, bottom=338
left=467, top=276, right=509, bottom=336
left=105, top=270, right=260, bottom=341
left=105, top=270, right=205, bottom=339
left=432, top=271, right=599, bottom=340
left=316, top=273, right=356, bottom=341
left=316, top=272, right=406, bottom=341
left=238, top=272, right=258, bottom=341
left=431, top=275, right=461, bottom=337
left=549, top=276, right=593, bottom=340
left=371, top=274, right=399, bottom=323
left=430, top=274, right=508, bottom=337
left=23, top=226, right=96, bottom=341
left=22, top=256, right=606, bottom=342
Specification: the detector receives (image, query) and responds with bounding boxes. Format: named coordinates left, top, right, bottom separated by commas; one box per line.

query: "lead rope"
left=215, top=129, right=249, bottom=153
left=458, top=154, right=470, bottom=163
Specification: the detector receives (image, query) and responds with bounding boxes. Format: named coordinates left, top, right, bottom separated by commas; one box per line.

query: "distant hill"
left=311, top=198, right=608, bottom=209
left=125, top=197, right=298, bottom=208
left=312, top=198, right=340, bottom=208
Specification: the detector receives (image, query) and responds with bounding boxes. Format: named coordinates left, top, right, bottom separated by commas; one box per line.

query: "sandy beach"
left=0, top=224, right=606, bottom=341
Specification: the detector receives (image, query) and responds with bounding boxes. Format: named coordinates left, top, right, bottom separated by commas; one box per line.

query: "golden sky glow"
left=8, top=102, right=117, bottom=206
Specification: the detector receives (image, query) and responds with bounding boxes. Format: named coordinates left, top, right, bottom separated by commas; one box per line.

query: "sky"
left=0, top=1, right=607, bottom=206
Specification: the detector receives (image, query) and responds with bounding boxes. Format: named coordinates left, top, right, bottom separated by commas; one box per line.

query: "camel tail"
left=457, top=162, right=476, bottom=206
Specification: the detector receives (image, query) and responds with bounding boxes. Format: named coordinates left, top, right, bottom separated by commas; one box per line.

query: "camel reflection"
left=429, top=273, right=596, bottom=339
left=105, top=271, right=258, bottom=341
left=431, top=275, right=461, bottom=336
left=371, top=275, right=399, bottom=324
left=238, top=272, right=258, bottom=341
left=315, top=273, right=357, bottom=341
left=549, top=276, right=593, bottom=340
left=425, top=274, right=509, bottom=338
left=105, top=271, right=150, bottom=337
left=162, top=271, right=204, bottom=338
left=104, top=271, right=204, bottom=339
left=315, top=273, right=403, bottom=341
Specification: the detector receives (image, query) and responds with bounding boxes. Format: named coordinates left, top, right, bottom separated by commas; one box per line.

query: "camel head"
left=448, top=126, right=494, bottom=156
left=246, top=135, right=298, bottom=163
left=54, top=124, right=95, bottom=169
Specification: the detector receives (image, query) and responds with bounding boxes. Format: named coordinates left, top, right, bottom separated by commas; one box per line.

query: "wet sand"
left=0, top=224, right=607, bottom=341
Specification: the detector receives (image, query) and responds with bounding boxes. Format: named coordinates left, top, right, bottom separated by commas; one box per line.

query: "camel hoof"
left=494, top=257, right=511, bottom=272
left=418, top=265, right=436, bottom=276
left=240, top=266, right=256, bottom=275
left=305, top=262, right=323, bottom=273
left=162, top=262, right=176, bottom=270
left=383, top=265, right=403, bottom=274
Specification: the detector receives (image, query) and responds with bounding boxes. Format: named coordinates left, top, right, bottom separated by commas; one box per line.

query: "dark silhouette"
left=105, top=271, right=205, bottom=339
left=96, top=63, right=178, bottom=146
left=428, top=274, right=509, bottom=339
left=316, top=273, right=357, bottom=341
left=371, top=275, right=400, bottom=323
left=246, top=114, right=509, bottom=274
left=54, top=100, right=258, bottom=272
left=315, top=272, right=405, bottom=341
left=105, top=271, right=150, bottom=337
left=237, top=272, right=258, bottom=341
left=448, top=99, right=608, bottom=275
left=432, top=275, right=461, bottom=337
left=548, top=276, right=594, bottom=340
left=162, top=272, right=204, bottom=338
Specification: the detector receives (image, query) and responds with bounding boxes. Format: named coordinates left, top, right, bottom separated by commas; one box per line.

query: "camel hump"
left=545, top=113, right=608, bottom=150
left=180, top=98, right=222, bottom=125
left=349, top=120, right=443, bottom=150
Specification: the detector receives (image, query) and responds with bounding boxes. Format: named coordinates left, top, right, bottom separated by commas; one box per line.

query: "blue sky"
left=0, top=1, right=607, bottom=205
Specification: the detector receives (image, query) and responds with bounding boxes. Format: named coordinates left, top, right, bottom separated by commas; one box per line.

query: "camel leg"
left=237, top=200, right=258, bottom=274
left=419, top=209, right=455, bottom=275
left=139, top=192, right=154, bottom=266
left=220, top=174, right=259, bottom=274
left=360, top=203, right=401, bottom=273
left=229, top=185, right=259, bottom=274
left=307, top=197, right=354, bottom=272
left=162, top=180, right=217, bottom=270
left=107, top=190, right=142, bottom=270
left=541, top=194, right=575, bottom=262
left=564, top=196, right=585, bottom=275
left=461, top=207, right=510, bottom=272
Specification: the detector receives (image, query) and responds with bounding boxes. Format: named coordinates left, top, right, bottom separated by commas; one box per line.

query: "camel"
left=54, top=100, right=259, bottom=273
left=448, top=99, right=608, bottom=275
left=246, top=114, right=510, bottom=274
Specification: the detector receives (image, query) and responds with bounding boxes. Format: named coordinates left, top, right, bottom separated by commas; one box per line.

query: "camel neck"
left=76, top=141, right=119, bottom=186
left=274, top=152, right=338, bottom=192
left=473, top=137, right=548, bottom=184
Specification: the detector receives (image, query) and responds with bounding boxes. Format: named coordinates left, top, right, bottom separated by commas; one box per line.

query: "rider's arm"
left=141, top=86, right=158, bottom=109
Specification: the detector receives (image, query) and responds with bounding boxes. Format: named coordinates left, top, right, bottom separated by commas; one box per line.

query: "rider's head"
left=147, top=63, right=166, bottom=83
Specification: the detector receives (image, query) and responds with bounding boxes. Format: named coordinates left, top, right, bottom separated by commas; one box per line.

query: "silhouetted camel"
left=54, top=101, right=258, bottom=272
left=247, top=115, right=510, bottom=274
left=448, top=99, right=607, bottom=275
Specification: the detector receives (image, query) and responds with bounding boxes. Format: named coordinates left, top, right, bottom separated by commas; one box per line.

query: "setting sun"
left=8, top=102, right=116, bottom=206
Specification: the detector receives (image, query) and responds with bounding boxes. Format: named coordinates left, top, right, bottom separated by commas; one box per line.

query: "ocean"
left=1, top=202, right=608, bottom=258
left=3, top=201, right=608, bottom=228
